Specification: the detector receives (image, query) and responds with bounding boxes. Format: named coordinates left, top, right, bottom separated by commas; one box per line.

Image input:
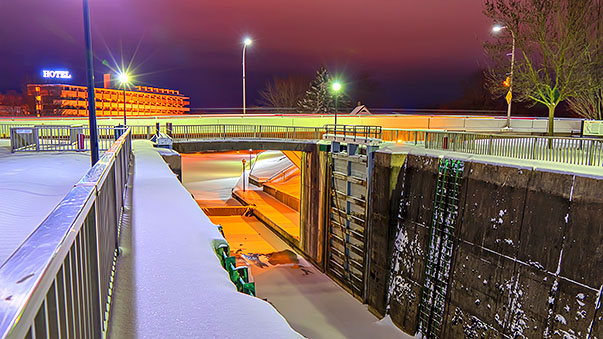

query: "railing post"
left=588, top=141, right=595, bottom=166
left=488, top=135, right=493, bottom=155
left=259, top=125, right=262, bottom=138
left=35, top=127, right=40, bottom=152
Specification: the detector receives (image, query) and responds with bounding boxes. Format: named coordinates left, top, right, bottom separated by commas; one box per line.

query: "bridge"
left=1, top=118, right=602, bottom=338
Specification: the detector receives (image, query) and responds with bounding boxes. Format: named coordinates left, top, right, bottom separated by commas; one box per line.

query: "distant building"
left=27, top=82, right=190, bottom=117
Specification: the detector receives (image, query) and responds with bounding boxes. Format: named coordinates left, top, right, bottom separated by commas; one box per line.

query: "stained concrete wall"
left=368, top=150, right=603, bottom=338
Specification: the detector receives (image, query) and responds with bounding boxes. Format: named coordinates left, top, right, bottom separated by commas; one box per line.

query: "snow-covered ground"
left=0, top=140, right=90, bottom=265
left=108, top=141, right=301, bottom=338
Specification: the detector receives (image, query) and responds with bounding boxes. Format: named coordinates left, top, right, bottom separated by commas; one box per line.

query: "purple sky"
left=0, top=0, right=494, bottom=108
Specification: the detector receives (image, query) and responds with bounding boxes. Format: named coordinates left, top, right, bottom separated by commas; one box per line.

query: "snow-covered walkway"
left=107, top=141, right=301, bottom=338
left=0, top=140, right=90, bottom=265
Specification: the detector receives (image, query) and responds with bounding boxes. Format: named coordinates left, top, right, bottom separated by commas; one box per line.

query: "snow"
left=0, top=140, right=90, bottom=265
left=108, top=140, right=301, bottom=338
left=555, top=314, right=567, bottom=325
left=249, top=150, right=294, bottom=181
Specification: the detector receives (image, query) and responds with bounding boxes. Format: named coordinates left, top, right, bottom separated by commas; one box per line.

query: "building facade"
left=27, top=84, right=190, bottom=117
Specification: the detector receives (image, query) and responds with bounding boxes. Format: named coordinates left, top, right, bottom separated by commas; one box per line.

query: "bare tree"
left=567, top=89, right=602, bottom=120
left=484, top=0, right=602, bottom=135
left=258, top=74, right=310, bottom=109
left=568, top=0, right=603, bottom=120
left=1, top=90, right=26, bottom=116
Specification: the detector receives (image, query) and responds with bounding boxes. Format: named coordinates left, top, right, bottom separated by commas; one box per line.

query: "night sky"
left=0, top=0, right=494, bottom=108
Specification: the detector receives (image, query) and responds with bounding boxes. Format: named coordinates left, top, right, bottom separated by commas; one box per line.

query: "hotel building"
left=27, top=81, right=190, bottom=117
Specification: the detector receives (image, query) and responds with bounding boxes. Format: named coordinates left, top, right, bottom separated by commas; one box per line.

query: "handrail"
left=169, top=124, right=324, bottom=141
left=6, top=123, right=602, bottom=167
left=0, top=128, right=132, bottom=338
left=386, top=129, right=603, bottom=167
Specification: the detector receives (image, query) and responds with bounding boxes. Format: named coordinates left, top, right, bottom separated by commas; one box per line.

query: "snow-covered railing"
left=0, top=128, right=132, bottom=338
left=168, top=124, right=324, bottom=141
left=420, top=131, right=603, bottom=167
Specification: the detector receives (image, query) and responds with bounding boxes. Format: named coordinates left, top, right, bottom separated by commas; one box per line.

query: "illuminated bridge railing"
left=424, top=131, right=603, bottom=167
left=8, top=125, right=158, bottom=152
left=9, top=126, right=125, bottom=152
left=0, top=129, right=132, bottom=338
left=384, top=129, right=603, bottom=167
left=169, top=124, right=324, bottom=141
left=323, top=124, right=382, bottom=143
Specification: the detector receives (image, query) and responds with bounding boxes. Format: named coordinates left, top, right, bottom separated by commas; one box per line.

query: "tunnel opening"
left=181, top=149, right=302, bottom=243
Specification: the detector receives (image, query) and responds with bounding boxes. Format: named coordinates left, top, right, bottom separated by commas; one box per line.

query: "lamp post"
left=242, top=38, right=252, bottom=115
left=331, top=81, right=342, bottom=128
left=118, top=72, right=130, bottom=126
left=242, top=159, right=247, bottom=192
left=82, top=0, right=99, bottom=165
left=493, top=25, right=516, bottom=130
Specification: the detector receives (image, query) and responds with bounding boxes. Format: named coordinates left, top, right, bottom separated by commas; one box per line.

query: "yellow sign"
left=505, top=91, right=512, bottom=104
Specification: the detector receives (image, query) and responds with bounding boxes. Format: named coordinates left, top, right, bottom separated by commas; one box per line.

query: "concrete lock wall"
left=367, top=150, right=603, bottom=338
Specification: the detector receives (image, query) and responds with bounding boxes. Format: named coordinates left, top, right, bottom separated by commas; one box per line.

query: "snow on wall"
left=386, top=159, right=421, bottom=308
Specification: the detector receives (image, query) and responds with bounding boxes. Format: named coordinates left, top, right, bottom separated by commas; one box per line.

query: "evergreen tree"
left=297, top=66, right=335, bottom=113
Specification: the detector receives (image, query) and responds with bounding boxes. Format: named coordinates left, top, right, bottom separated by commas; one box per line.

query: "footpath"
left=107, top=141, right=301, bottom=338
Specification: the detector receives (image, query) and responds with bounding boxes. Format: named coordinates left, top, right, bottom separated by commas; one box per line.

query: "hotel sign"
left=42, top=70, right=72, bottom=79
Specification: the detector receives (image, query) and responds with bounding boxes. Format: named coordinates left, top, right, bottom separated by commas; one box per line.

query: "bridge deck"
left=107, top=141, right=301, bottom=338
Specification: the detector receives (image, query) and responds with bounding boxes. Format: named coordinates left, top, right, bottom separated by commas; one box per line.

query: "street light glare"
left=118, top=72, right=129, bottom=84
left=332, top=82, right=342, bottom=92
left=492, top=25, right=504, bottom=33
left=244, top=38, right=252, bottom=46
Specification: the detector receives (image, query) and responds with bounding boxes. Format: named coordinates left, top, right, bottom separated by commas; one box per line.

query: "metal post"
left=335, top=95, right=339, bottom=128
left=242, top=44, right=247, bottom=116
left=506, top=30, right=516, bottom=129
left=123, top=86, right=127, bottom=126
left=83, top=0, right=99, bottom=165
left=242, top=159, right=246, bottom=192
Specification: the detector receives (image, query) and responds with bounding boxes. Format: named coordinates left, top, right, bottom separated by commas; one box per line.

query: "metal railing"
left=0, top=128, right=132, bottom=338
left=324, top=124, right=382, bottom=144
left=381, top=128, right=428, bottom=144
left=169, top=124, right=324, bottom=141
left=0, top=124, right=35, bottom=139
left=6, top=122, right=602, bottom=167
left=10, top=126, right=127, bottom=152
left=408, top=130, right=603, bottom=167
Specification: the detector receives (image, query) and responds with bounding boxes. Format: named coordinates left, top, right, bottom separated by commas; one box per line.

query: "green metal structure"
left=417, top=158, right=464, bottom=338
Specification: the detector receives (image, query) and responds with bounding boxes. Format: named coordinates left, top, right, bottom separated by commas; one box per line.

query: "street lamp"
left=82, top=0, right=99, bottom=165
left=242, top=37, right=252, bottom=115
left=493, top=25, right=516, bottom=130
left=118, top=72, right=130, bottom=126
left=331, top=81, right=342, bottom=127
